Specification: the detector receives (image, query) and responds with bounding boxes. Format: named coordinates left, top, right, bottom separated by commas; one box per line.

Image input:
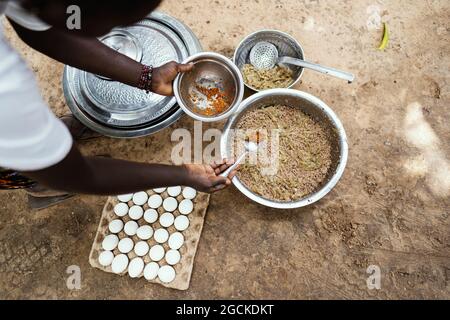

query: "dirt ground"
left=0, top=0, right=449, bottom=299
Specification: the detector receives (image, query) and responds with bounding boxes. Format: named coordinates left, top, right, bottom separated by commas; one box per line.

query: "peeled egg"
left=153, top=188, right=167, bottom=194
left=136, top=225, right=153, bottom=240
left=132, top=191, right=148, bottom=206
left=167, top=186, right=182, bottom=197
left=114, top=203, right=129, bottom=217
left=159, top=212, right=175, bottom=228
left=128, top=205, right=144, bottom=220
left=168, top=232, right=184, bottom=250
left=144, top=209, right=158, bottom=224
left=102, top=234, right=119, bottom=251
left=154, top=228, right=169, bottom=244
left=111, top=254, right=129, bottom=274
left=174, top=215, right=190, bottom=231
left=144, top=262, right=160, bottom=280
left=149, top=245, right=165, bottom=262
left=134, top=241, right=150, bottom=257
left=98, top=251, right=114, bottom=267
left=182, top=187, right=197, bottom=200
left=108, top=219, right=124, bottom=234
left=117, top=194, right=133, bottom=202
left=179, top=199, right=194, bottom=215
left=148, top=194, right=163, bottom=209
left=163, top=197, right=178, bottom=212
left=128, top=257, right=144, bottom=278
left=118, top=238, right=134, bottom=254
left=158, top=265, right=176, bottom=283
left=165, top=249, right=181, bottom=266
left=124, top=221, right=139, bottom=236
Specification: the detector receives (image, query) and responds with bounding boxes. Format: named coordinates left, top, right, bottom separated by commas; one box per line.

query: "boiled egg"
left=159, top=212, right=175, bottom=228
left=118, top=238, right=134, bottom=254
left=167, top=186, right=182, bottom=197
left=128, top=257, right=144, bottom=278
left=154, top=228, right=169, bottom=244
left=124, top=221, right=139, bottom=236
left=108, top=219, right=124, bottom=234
left=132, top=191, right=148, bottom=206
left=148, top=194, right=163, bottom=209
left=134, top=241, right=150, bottom=257
left=102, top=234, right=119, bottom=251
left=174, top=215, right=190, bottom=231
left=111, top=254, right=129, bottom=274
left=168, top=232, right=184, bottom=250
left=163, top=197, right=178, bottom=212
left=158, top=265, right=176, bottom=283
left=182, top=187, right=197, bottom=200
left=114, top=203, right=129, bottom=217
left=136, top=225, right=153, bottom=240
left=165, top=249, right=181, bottom=266
left=149, top=244, right=165, bottom=262
left=128, top=205, right=144, bottom=220
left=143, top=262, right=160, bottom=280
left=179, top=199, right=194, bottom=215
left=144, top=209, right=158, bottom=224
left=98, top=250, right=114, bottom=267
left=117, top=194, right=133, bottom=202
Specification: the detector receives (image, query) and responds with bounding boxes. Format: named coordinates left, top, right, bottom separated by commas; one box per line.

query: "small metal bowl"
left=233, top=30, right=305, bottom=92
left=221, top=89, right=349, bottom=209
left=174, top=52, right=244, bottom=122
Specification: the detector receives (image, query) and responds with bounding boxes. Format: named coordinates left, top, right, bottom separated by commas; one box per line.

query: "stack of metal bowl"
left=63, top=11, right=202, bottom=138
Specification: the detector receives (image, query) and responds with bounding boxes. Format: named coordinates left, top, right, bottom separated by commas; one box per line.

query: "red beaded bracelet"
left=137, top=65, right=153, bottom=93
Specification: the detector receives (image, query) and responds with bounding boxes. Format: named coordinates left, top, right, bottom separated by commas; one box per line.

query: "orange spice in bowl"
left=190, top=84, right=230, bottom=116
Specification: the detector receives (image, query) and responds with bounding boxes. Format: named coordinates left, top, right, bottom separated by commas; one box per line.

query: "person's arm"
left=22, top=144, right=236, bottom=195
left=0, top=29, right=233, bottom=195
left=8, top=20, right=188, bottom=96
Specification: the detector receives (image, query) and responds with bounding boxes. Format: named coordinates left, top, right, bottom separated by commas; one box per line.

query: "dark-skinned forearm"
left=9, top=20, right=142, bottom=87
left=23, top=145, right=189, bottom=195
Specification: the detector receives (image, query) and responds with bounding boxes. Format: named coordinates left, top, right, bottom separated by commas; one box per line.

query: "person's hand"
left=183, top=159, right=238, bottom=193
left=151, top=61, right=194, bottom=96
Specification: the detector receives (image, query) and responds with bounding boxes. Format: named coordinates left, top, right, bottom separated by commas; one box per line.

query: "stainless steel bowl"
left=174, top=52, right=244, bottom=122
left=221, top=89, right=349, bottom=209
left=233, top=30, right=305, bottom=92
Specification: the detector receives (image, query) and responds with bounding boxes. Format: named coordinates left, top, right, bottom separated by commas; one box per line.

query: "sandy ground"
left=0, top=0, right=449, bottom=299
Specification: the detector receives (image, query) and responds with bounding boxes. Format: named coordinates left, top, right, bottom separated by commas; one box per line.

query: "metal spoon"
left=250, top=41, right=355, bottom=83
left=220, top=141, right=259, bottom=178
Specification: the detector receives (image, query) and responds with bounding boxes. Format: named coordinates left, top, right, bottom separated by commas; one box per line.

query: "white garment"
left=4, top=1, right=51, bottom=31
left=0, top=1, right=73, bottom=171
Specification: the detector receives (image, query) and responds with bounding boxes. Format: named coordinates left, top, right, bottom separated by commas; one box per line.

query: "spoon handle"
left=279, top=56, right=355, bottom=83
left=220, top=152, right=247, bottom=178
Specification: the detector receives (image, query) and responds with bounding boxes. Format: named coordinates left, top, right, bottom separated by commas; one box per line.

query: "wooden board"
left=89, top=190, right=210, bottom=290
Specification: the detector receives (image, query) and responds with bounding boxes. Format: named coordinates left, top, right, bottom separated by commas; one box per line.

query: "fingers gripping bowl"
left=220, top=89, right=349, bottom=209
left=174, top=52, right=245, bottom=122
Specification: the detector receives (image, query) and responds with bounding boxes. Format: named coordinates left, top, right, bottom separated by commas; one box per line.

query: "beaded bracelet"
left=137, top=65, right=153, bottom=93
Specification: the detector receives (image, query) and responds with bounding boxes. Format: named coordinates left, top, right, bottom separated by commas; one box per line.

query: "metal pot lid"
left=63, top=11, right=202, bottom=135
